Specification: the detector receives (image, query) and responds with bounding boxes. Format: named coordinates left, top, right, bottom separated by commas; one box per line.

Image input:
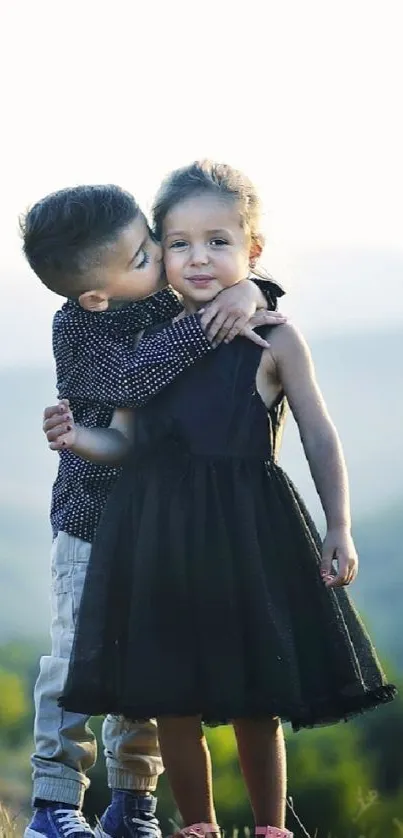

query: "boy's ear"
left=249, top=234, right=264, bottom=268
left=78, top=290, right=110, bottom=312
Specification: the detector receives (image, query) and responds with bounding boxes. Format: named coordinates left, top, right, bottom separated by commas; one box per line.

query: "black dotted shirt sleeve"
left=54, top=291, right=212, bottom=409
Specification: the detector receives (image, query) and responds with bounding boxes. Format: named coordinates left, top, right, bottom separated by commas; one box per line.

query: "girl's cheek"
left=163, top=257, right=177, bottom=283
left=166, top=253, right=181, bottom=274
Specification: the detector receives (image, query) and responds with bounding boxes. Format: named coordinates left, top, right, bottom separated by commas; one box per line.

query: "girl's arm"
left=45, top=401, right=133, bottom=466
left=269, top=323, right=358, bottom=587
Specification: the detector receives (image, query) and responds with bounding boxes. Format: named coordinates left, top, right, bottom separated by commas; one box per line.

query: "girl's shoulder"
left=264, top=321, right=313, bottom=365
left=258, top=323, right=315, bottom=391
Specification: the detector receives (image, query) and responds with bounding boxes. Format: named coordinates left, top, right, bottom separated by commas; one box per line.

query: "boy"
left=21, top=183, right=285, bottom=838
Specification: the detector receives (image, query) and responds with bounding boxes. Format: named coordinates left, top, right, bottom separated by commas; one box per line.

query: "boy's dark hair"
left=153, top=160, right=262, bottom=252
left=20, top=184, right=140, bottom=298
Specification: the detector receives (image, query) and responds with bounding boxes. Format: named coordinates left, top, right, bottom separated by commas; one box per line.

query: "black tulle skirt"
left=60, top=446, right=396, bottom=730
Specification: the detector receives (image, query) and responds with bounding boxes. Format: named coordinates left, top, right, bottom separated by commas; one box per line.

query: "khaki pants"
left=31, top=532, right=163, bottom=807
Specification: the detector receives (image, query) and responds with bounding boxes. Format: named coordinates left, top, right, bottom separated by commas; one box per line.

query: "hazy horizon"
left=2, top=241, right=403, bottom=368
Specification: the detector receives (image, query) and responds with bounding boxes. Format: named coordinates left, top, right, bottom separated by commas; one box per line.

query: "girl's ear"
left=249, top=233, right=264, bottom=268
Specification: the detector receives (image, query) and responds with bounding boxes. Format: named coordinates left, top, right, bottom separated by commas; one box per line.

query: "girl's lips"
left=186, top=275, right=215, bottom=287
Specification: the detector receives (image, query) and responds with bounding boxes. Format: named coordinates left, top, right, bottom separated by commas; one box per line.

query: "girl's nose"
left=190, top=244, right=209, bottom=265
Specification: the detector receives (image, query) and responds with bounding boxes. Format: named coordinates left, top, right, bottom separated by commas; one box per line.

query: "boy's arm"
left=199, top=276, right=285, bottom=344
left=56, top=281, right=286, bottom=409
left=131, top=287, right=183, bottom=323
left=142, top=278, right=285, bottom=331
left=123, top=280, right=284, bottom=341
left=55, top=311, right=213, bottom=409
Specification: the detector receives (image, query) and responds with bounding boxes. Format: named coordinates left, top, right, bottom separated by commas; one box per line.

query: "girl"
left=58, top=162, right=395, bottom=838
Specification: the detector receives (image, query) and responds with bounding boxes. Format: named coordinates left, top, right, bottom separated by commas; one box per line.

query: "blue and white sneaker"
left=94, top=792, right=161, bottom=838
left=24, top=805, right=94, bottom=838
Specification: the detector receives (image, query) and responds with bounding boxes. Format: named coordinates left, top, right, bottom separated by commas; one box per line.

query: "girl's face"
left=162, top=193, right=257, bottom=311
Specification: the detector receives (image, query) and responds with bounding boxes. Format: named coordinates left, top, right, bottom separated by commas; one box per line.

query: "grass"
left=0, top=803, right=26, bottom=838
left=1, top=799, right=402, bottom=838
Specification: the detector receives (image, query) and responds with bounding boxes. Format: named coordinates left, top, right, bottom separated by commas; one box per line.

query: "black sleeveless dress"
left=60, top=334, right=395, bottom=729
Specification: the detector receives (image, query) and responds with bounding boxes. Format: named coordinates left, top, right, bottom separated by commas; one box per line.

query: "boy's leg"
left=26, top=532, right=96, bottom=837
left=28, top=531, right=164, bottom=838
left=103, top=716, right=162, bottom=794
left=96, top=717, right=164, bottom=838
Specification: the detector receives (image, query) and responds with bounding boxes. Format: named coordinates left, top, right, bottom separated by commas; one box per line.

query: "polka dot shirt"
left=51, top=281, right=283, bottom=543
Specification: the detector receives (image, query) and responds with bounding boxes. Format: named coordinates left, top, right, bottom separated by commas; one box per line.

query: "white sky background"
left=1, top=0, right=402, bottom=366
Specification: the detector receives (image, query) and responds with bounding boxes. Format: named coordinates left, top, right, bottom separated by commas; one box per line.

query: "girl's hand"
left=320, top=527, right=359, bottom=587
left=43, top=399, right=77, bottom=451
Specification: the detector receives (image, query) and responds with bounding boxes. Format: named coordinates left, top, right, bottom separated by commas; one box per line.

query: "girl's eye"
left=169, top=240, right=188, bottom=250
left=210, top=238, right=228, bottom=247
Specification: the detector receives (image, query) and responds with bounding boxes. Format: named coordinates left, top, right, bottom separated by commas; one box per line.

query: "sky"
left=1, top=0, right=402, bottom=366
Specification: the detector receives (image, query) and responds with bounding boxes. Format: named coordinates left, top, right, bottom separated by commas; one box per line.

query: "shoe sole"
left=25, top=826, right=96, bottom=838
left=93, top=822, right=162, bottom=838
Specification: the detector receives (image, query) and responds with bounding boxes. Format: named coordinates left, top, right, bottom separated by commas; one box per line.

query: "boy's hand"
left=43, top=399, right=77, bottom=450
left=320, top=527, right=359, bottom=587
left=200, top=279, right=286, bottom=346
left=238, top=310, right=288, bottom=349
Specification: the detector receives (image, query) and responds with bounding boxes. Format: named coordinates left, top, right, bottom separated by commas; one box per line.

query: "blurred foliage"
left=0, top=670, right=27, bottom=730
left=0, top=640, right=402, bottom=836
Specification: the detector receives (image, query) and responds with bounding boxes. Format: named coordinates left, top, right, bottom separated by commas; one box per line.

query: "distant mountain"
left=0, top=327, right=402, bottom=669
left=352, top=501, right=402, bottom=669
left=3, top=245, right=403, bottom=365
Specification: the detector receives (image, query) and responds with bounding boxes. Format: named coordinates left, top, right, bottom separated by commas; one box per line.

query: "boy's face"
left=79, top=213, right=165, bottom=311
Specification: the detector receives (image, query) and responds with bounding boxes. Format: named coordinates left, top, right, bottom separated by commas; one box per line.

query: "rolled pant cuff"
left=107, top=769, right=158, bottom=793
left=33, top=777, right=87, bottom=808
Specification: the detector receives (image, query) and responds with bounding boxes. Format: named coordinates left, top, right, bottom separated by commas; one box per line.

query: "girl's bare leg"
left=157, top=716, right=218, bottom=832
left=233, top=717, right=287, bottom=828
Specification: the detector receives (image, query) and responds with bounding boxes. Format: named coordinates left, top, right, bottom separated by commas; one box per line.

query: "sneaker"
left=24, top=805, right=94, bottom=838
left=94, top=792, right=161, bottom=838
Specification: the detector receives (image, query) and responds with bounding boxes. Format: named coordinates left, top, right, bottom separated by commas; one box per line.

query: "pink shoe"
left=174, top=824, right=220, bottom=838
left=256, top=827, right=293, bottom=838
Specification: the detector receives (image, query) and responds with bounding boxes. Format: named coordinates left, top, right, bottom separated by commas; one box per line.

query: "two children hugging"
left=22, top=162, right=395, bottom=838
left=21, top=173, right=285, bottom=838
